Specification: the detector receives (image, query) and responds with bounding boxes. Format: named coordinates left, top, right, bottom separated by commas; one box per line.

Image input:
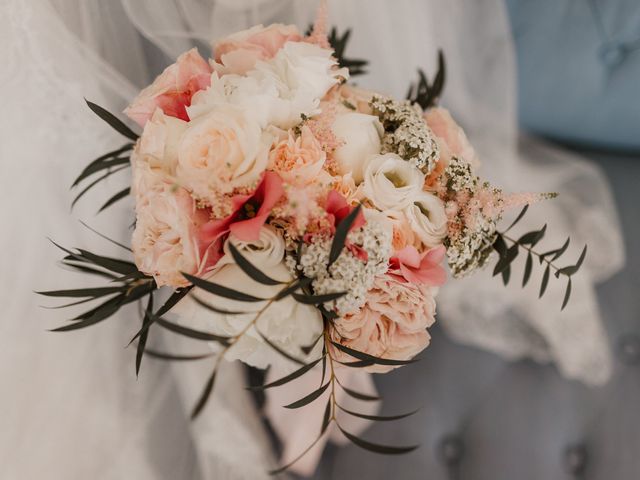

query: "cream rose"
left=131, top=110, right=188, bottom=198
left=170, top=227, right=323, bottom=371
left=176, top=104, right=271, bottom=199
left=403, top=191, right=448, bottom=248
left=361, top=153, right=424, bottom=211
left=132, top=186, right=209, bottom=288
left=331, top=275, right=438, bottom=373
left=332, top=112, right=383, bottom=184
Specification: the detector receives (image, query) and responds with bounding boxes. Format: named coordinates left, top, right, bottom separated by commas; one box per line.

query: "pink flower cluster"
left=124, top=19, right=516, bottom=370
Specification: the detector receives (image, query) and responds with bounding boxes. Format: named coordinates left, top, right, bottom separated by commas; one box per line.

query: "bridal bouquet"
left=39, top=4, right=586, bottom=474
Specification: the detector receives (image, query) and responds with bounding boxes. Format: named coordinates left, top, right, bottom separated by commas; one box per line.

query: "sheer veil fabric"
left=0, top=0, right=624, bottom=478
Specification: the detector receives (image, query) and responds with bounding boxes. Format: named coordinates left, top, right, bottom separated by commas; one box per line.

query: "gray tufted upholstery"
left=305, top=149, right=639, bottom=480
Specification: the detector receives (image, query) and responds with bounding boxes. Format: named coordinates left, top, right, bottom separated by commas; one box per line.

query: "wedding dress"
left=0, top=0, right=624, bottom=479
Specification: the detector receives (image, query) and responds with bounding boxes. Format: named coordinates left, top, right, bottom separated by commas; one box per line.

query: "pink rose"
left=132, top=186, right=210, bottom=288
left=213, top=24, right=302, bottom=75
left=331, top=275, right=437, bottom=373
left=424, top=107, right=480, bottom=169
left=268, top=126, right=326, bottom=186
left=125, top=49, right=212, bottom=127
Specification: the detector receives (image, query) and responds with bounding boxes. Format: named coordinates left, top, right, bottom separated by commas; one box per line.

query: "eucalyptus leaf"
left=248, top=356, right=323, bottom=391
left=328, top=204, right=362, bottom=267
left=321, top=398, right=332, bottom=434
left=79, top=221, right=132, bottom=252
left=183, top=273, right=266, bottom=302
left=145, top=349, right=215, bottom=362
left=36, top=286, right=123, bottom=298
left=86, top=99, right=139, bottom=141
left=191, top=365, right=217, bottom=419
left=337, top=426, right=418, bottom=455
left=135, top=293, right=154, bottom=376
left=539, top=264, right=551, bottom=298
left=292, top=291, right=347, bottom=305
left=98, top=187, right=130, bottom=213
left=561, top=278, right=572, bottom=311
left=155, top=317, right=231, bottom=344
left=71, top=164, right=129, bottom=209
left=51, top=296, right=124, bottom=332
left=228, top=243, right=283, bottom=286
left=331, top=341, right=417, bottom=367
left=337, top=404, right=417, bottom=422
left=283, top=382, right=330, bottom=409
left=522, top=252, right=533, bottom=287
left=339, top=385, right=380, bottom=401
left=274, top=277, right=313, bottom=301
left=71, top=143, right=133, bottom=187
left=504, top=205, right=529, bottom=232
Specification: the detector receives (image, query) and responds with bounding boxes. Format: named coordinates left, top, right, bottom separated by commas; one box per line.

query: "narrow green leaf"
left=61, top=261, right=119, bottom=280
left=256, top=329, right=305, bottom=365
left=518, top=224, right=547, bottom=246
left=550, top=237, right=571, bottom=261
left=76, top=249, right=138, bottom=275
left=191, top=294, right=247, bottom=315
left=493, top=234, right=507, bottom=257
left=135, top=293, right=154, bottom=376
left=339, top=385, right=380, bottom=401
left=556, top=245, right=588, bottom=277
left=501, top=265, right=511, bottom=286
left=522, top=252, right=533, bottom=287
left=292, top=291, right=346, bottom=305
left=274, top=277, right=313, bottom=301
left=504, top=205, right=529, bottom=233
left=248, top=356, right=323, bottom=391
left=321, top=399, right=332, bottom=434
left=72, top=156, right=131, bottom=188
left=51, top=296, right=123, bottom=332
left=155, top=317, right=231, bottom=344
left=155, top=287, right=193, bottom=318
left=561, top=278, right=572, bottom=311
left=183, top=273, right=266, bottom=302
left=227, top=243, right=283, bottom=286
left=337, top=359, right=376, bottom=368
left=337, top=404, right=417, bottom=422
left=331, top=341, right=417, bottom=367
left=191, top=365, right=217, bottom=419
left=337, top=426, right=418, bottom=455
left=71, top=164, right=129, bottom=209
left=539, top=264, right=551, bottom=298
left=79, top=221, right=132, bottom=252
left=71, top=143, right=133, bottom=187
left=36, top=286, right=123, bottom=298
left=98, top=187, right=130, bottom=213
left=145, top=349, right=215, bottom=362
left=268, top=434, right=324, bottom=475
left=86, top=99, right=139, bottom=141
left=493, top=244, right=518, bottom=276
left=283, top=382, right=330, bottom=409
left=328, top=204, right=362, bottom=267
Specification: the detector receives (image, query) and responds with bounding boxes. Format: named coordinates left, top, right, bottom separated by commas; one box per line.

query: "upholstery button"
left=617, top=334, right=640, bottom=365
left=563, top=444, right=588, bottom=476
left=437, top=434, right=464, bottom=466
left=599, top=42, right=627, bottom=68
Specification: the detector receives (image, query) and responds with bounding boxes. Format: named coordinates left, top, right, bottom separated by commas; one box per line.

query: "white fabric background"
left=0, top=0, right=624, bottom=478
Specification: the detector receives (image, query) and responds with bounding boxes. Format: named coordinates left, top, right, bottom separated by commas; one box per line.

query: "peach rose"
left=130, top=110, right=188, bottom=198
left=132, top=186, right=210, bottom=288
left=176, top=104, right=271, bottom=199
left=125, top=49, right=212, bottom=127
left=268, top=126, right=327, bottom=186
left=331, top=275, right=437, bottom=373
left=213, top=23, right=302, bottom=75
left=424, top=107, right=480, bottom=169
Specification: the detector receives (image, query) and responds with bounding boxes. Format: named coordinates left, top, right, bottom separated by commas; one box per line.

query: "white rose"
left=188, top=72, right=282, bottom=129
left=252, top=42, right=348, bottom=128
left=403, top=191, right=448, bottom=248
left=362, top=153, right=425, bottom=211
left=332, top=112, right=383, bottom=184
left=176, top=104, right=271, bottom=198
left=171, top=227, right=323, bottom=371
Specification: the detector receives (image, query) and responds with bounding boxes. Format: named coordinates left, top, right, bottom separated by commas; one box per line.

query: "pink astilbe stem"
left=306, top=0, right=330, bottom=49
